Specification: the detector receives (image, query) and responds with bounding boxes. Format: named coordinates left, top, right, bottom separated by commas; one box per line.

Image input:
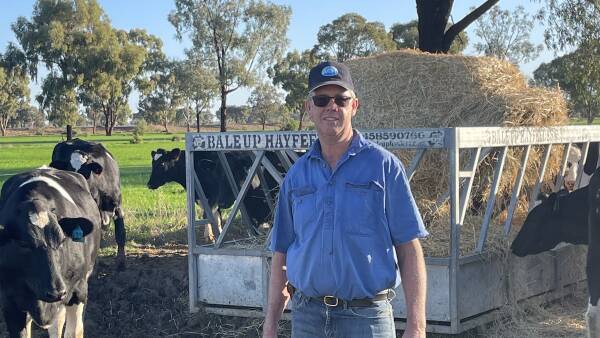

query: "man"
left=263, top=61, right=428, bottom=338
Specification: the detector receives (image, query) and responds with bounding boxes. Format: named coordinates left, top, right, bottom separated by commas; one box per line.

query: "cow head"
left=564, top=146, right=582, bottom=191
left=147, top=148, right=184, bottom=189
left=0, top=198, right=95, bottom=303
left=511, top=190, right=570, bottom=257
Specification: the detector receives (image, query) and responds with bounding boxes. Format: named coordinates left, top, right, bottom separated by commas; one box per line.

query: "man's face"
left=306, top=85, right=358, bottom=139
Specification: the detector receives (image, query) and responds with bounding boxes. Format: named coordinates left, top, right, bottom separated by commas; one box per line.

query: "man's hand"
left=396, top=239, right=427, bottom=337
left=402, top=326, right=426, bottom=338
left=262, top=252, right=289, bottom=338
left=262, top=323, right=278, bottom=338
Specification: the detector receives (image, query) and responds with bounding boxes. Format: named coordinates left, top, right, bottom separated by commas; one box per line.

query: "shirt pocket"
left=291, top=186, right=317, bottom=233
left=342, top=180, right=385, bottom=236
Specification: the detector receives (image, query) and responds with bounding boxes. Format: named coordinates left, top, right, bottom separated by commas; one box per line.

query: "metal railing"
left=184, top=126, right=600, bottom=332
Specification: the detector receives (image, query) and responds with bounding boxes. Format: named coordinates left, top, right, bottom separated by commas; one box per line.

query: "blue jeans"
left=291, top=291, right=397, bottom=338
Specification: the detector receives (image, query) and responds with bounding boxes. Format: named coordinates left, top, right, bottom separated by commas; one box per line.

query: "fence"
left=183, top=126, right=597, bottom=334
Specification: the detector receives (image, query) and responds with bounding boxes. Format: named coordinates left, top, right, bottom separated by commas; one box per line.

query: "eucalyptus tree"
left=534, top=0, right=600, bottom=51
left=268, top=49, right=316, bottom=130
left=138, top=60, right=183, bottom=133
left=533, top=41, right=600, bottom=123
left=247, top=82, right=283, bottom=130
left=533, top=0, right=600, bottom=124
left=312, top=13, right=395, bottom=62
left=175, top=106, right=194, bottom=131
left=82, top=106, right=101, bottom=134
left=226, top=105, right=250, bottom=124
left=36, top=76, right=79, bottom=127
left=473, top=5, right=543, bottom=64
left=169, top=0, right=291, bottom=131
left=13, top=0, right=162, bottom=135
left=0, top=44, right=30, bottom=136
left=13, top=105, right=44, bottom=129
left=12, top=0, right=107, bottom=127
left=79, top=28, right=157, bottom=135
left=175, top=58, right=218, bottom=132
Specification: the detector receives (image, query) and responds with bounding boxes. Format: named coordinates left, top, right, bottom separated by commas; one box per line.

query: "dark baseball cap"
left=308, top=61, right=354, bottom=93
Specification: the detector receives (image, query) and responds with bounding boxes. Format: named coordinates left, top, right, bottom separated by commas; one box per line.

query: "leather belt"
left=286, top=283, right=393, bottom=308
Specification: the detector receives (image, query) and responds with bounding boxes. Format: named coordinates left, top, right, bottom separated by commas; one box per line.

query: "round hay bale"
left=346, top=49, right=567, bottom=128
left=346, top=50, right=570, bottom=257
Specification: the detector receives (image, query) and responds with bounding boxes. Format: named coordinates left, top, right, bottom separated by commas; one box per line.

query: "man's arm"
left=262, top=251, right=289, bottom=338
left=395, top=239, right=427, bottom=338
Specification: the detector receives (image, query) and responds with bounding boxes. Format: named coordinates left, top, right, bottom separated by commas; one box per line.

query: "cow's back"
left=52, top=138, right=122, bottom=210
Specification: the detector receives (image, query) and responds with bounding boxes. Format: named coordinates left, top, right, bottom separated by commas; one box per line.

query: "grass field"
left=569, top=117, right=600, bottom=125
left=0, top=132, right=193, bottom=250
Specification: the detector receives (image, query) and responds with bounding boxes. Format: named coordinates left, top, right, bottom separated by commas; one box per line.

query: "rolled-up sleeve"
left=269, top=177, right=295, bottom=253
left=385, top=157, right=428, bottom=245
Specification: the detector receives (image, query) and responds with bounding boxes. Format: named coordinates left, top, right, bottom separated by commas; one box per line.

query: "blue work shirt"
left=269, top=130, right=428, bottom=300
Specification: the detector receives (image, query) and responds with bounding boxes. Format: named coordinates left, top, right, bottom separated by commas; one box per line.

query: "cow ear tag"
left=72, top=225, right=84, bottom=242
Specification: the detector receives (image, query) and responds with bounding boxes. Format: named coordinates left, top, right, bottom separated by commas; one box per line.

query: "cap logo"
left=321, top=66, right=338, bottom=77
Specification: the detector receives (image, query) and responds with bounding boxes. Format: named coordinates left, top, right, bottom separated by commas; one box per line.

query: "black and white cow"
left=511, top=167, right=600, bottom=338
left=586, top=167, right=600, bottom=338
left=0, top=167, right=101, bottom=337
left=49, top=138, right=126, bottom=269
left=147, top=148, right=274, bottom=242
left=511, top=187, right=588, bottom=257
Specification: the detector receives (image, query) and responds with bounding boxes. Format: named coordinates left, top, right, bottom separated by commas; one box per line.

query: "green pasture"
left=0, top=132, right=194, bottom=250
left=569, top=117, right=600, bottom=125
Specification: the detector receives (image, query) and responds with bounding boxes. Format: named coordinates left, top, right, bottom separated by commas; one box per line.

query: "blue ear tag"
left=72, top=226, right=84, bottom=242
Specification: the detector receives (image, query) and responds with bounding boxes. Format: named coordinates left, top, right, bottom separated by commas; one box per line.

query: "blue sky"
left=0, top=0, right=555, bottom=112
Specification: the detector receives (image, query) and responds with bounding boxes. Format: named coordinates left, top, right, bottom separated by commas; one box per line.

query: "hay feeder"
left=183, top=126, right=595, bottom=334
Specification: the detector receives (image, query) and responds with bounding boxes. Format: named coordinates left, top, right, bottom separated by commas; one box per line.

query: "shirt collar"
left=306, top=129, right=369, bottom=160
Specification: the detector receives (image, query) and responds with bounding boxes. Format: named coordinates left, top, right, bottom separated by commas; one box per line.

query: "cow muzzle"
left=102, top=212, right=112, bottom=226
left=564, top=180, right=576, bottom=192
left=42, top=287, right=67, bottom=302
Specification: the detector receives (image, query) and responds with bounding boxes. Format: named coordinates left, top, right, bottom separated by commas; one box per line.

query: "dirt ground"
left=0, top=245, right=280, bottom=338
left=0, top=245, right=588, bottom=337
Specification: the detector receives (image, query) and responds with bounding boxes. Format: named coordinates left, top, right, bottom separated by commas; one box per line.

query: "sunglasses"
left=311, top=95, right=353, bottom=107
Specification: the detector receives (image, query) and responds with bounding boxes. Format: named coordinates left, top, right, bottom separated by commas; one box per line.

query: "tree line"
left=0, top=0, right=598, bottom=136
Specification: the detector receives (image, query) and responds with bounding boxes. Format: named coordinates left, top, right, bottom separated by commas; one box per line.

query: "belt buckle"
left=323, top=295, right=339, bottom=307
